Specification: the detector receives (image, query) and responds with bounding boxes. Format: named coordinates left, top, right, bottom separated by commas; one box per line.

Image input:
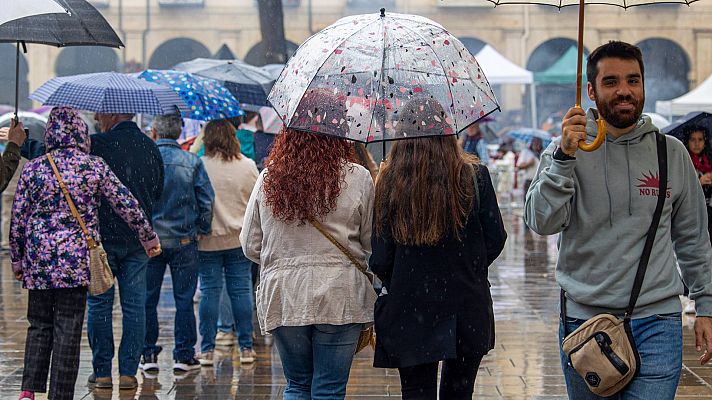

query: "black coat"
left=370, top=165, right=506, bottom=369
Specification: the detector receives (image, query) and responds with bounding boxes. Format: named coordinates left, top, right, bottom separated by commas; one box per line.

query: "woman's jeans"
left=559, top=313, right=683, bottom=400
left=22, top=287, right=87, bottom=400
left=398, top=355, right=484, bottom=400
left=198, top=247, right=254, bottom=352
left=272, top=323, right=362, bottom=400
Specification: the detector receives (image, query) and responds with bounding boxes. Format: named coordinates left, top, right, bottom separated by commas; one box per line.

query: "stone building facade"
left=3, top=0, right=710, bottom=124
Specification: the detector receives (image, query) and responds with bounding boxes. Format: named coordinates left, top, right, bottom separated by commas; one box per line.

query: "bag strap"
left=625, top=132, right=667, bottom=320
left=307, top=216, right=373, bottom=284
left=46, top=153, right=97, bottom=249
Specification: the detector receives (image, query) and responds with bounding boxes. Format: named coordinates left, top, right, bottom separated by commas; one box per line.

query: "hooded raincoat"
left=10, top=107, right=159, bottom=290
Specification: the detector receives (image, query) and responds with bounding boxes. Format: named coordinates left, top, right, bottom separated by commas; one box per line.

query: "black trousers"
left=398, top=355, right=484, bottom=400
left=22, top=287, right=87, bottom=400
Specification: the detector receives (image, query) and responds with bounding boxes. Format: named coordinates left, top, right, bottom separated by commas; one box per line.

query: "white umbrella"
left=0, top=1, right=69, bottom=27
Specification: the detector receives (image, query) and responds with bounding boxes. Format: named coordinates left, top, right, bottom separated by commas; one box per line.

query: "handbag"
left=560, top=132, right=668, bottom=397
left=308, top=216, right=376, bottom=354
left=47, top=153, right=114, bottom=296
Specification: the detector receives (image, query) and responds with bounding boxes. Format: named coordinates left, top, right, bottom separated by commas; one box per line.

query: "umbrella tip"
left=380, top=8, right=386, bottom=17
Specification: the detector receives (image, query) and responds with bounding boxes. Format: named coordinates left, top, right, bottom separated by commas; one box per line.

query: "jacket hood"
left=44, top=107, right=90, bottom=153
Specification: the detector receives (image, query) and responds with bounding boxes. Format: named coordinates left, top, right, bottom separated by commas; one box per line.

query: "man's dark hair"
left=586, top=41, right=644, bottom=87
left=152, top=114, right=183, bottom=140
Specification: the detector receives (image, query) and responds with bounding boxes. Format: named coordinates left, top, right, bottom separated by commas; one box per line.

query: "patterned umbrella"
left=30, top=72, right=190, bottom=115
left=268, top=9, right=499, bottom=143
left=173, top=58, right=275, bottom=107
left=137, top=69, right=243, bottom=121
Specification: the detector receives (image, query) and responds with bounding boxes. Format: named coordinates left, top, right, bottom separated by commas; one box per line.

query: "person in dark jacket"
left=370, top=98, right=507, bottom=400
left=140, top=114, right=214, bottom=373
left=0, top=120, right=27, bottom=192
left=20, top=112, right=165, bottom=390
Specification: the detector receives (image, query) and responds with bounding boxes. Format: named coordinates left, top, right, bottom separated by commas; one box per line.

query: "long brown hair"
left=375, top=134, right=479, bottom=246
left=263, top=128, right=355, bottom=223
left=203, top=119, right=242, bottom=161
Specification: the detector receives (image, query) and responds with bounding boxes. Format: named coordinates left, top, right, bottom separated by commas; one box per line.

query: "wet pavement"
left=0, top=211, right=711, bottom=399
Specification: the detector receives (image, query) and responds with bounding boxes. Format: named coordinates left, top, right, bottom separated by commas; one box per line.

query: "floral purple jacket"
left=10, top=107, right=159, bottom=290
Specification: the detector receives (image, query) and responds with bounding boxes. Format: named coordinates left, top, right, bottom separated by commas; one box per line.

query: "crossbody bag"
left=47, top=153, right=114, bottom=296
left=560, top=132, right=668, bottom=396
left=308, top=216, right=376, bottom=353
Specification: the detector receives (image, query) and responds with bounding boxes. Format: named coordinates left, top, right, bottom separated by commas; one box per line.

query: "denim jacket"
left=153, top=139, right=215, bottom=248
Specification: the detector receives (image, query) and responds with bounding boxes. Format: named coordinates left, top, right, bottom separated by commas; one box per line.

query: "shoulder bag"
left=560, top=132, right=668, bottom=396
left=47, top=153, right=114, bottom=296
left=308, top=216, right=376, bottom=353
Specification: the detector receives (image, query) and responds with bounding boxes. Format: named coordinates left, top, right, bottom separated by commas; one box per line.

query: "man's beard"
left=595, top=93, right=644, bottom=129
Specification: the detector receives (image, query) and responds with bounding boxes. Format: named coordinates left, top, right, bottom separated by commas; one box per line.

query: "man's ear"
left=587, top=81, right=596, bottom=102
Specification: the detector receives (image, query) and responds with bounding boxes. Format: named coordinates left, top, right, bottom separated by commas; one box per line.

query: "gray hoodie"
left=525, top=110, right=712, bottom=319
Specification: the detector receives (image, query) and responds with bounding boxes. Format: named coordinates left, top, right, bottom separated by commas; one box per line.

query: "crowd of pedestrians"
left=4, top=40, right=712, bottom=400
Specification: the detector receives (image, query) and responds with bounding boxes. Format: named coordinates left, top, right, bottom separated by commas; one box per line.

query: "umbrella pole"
left=14, top=41, right=27, bottom=121
left=575, top=0, right=585, bottom=108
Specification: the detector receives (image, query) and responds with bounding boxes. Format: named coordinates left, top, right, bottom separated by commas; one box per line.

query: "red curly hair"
left=263, top=128, right=356, bottom=223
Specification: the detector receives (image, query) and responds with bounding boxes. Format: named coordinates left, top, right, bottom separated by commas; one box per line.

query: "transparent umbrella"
left=480, top=0, right=701, bottom=152
left=268, top=8, right=499, bottom=152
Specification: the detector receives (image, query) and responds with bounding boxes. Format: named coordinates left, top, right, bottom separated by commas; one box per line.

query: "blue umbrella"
left=30, top=72, right=190, bottom=115
left=137, top=69, right=243, bottom=121
left=504, top=128, right=552, bottom=149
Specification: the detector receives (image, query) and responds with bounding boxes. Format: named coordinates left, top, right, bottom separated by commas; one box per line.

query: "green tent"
left=534, top=46, right=588, bottom=85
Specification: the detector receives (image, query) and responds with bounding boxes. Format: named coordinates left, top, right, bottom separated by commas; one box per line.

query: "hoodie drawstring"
left=626, top=140, right=632, bottom=216
left=603, top=139, right=613, bottom=227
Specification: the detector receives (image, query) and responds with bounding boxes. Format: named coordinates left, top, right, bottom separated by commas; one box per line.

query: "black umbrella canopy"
left=0, top=0, right=123, bottom=47
left=662, top=112, right=712, bottom=141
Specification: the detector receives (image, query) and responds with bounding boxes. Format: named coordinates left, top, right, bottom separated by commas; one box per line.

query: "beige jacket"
left=240, top=163, right=376, bottom=333
left=198, top=155, right=259, bottom=251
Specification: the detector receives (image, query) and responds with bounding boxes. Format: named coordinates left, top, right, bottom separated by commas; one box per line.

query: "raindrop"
left=388, top=76, right=394, bottom=84
left=351, top=75, right=357, bottom=84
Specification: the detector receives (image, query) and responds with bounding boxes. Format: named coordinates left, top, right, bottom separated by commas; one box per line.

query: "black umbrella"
left=0, top=0, right=123, bottom=117
left=662, top=112, right=712, bottom=141
left=173, top=58, right=275, bottom=106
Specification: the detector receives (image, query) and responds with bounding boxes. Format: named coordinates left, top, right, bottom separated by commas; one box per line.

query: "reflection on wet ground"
left=0, top=211, right=710, bottom=398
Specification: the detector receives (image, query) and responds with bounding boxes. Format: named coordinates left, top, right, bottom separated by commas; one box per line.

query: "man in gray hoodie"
left=525, top=41, right=712, bottom=399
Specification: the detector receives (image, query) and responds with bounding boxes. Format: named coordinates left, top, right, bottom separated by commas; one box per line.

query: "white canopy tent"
left=474, top=45, right=536, bottom=126
left=656, top=73, right=712, bottom=119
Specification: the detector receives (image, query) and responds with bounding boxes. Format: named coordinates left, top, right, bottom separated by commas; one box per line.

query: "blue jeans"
left=217, top=283, right=234, bottom=333
left=272, top=323, right=362, bottom=400
left=87, top=242, right=148, bottom=377
left=144, top=242, right=199, bottom=361
left=198, top=248, right=254, bottom=352
left=559, top=313, right=683, bottom=399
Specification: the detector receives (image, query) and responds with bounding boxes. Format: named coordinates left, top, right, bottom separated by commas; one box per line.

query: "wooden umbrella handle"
left=574, top=0, right=604, bottom=152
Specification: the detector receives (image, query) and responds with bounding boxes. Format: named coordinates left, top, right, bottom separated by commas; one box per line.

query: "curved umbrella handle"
left=578, top=117, right=606, bottom=152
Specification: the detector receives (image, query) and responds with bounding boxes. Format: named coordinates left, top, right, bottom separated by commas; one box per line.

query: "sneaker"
left=18, top=391, right=34, bottom=400
left=139, top=353, right=160, bottom=372
left=215, top=330, right=236, bottom=346
left=239, top=348, right=256, bottom=364
left=198, top=351, right=214, bottom=366
left=87, top=373, right=112, bottom=389
left=685, top=299, right=696, bottom=314
left=119, top=375, right=138, bottom=390
left=174, top=357, right=201, bottom=372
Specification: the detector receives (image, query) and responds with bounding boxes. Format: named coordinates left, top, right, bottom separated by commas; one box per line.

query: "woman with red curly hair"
left=240, top=126, right=376, bottom=399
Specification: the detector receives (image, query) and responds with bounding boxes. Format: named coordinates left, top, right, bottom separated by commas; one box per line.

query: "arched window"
left=55, top=47, right=120, bottom=77
left=636, top=38, right=689, bottom=113
left=149, top=38, right=211, bottom=70
left=244, top=40, right=299, bottom=66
